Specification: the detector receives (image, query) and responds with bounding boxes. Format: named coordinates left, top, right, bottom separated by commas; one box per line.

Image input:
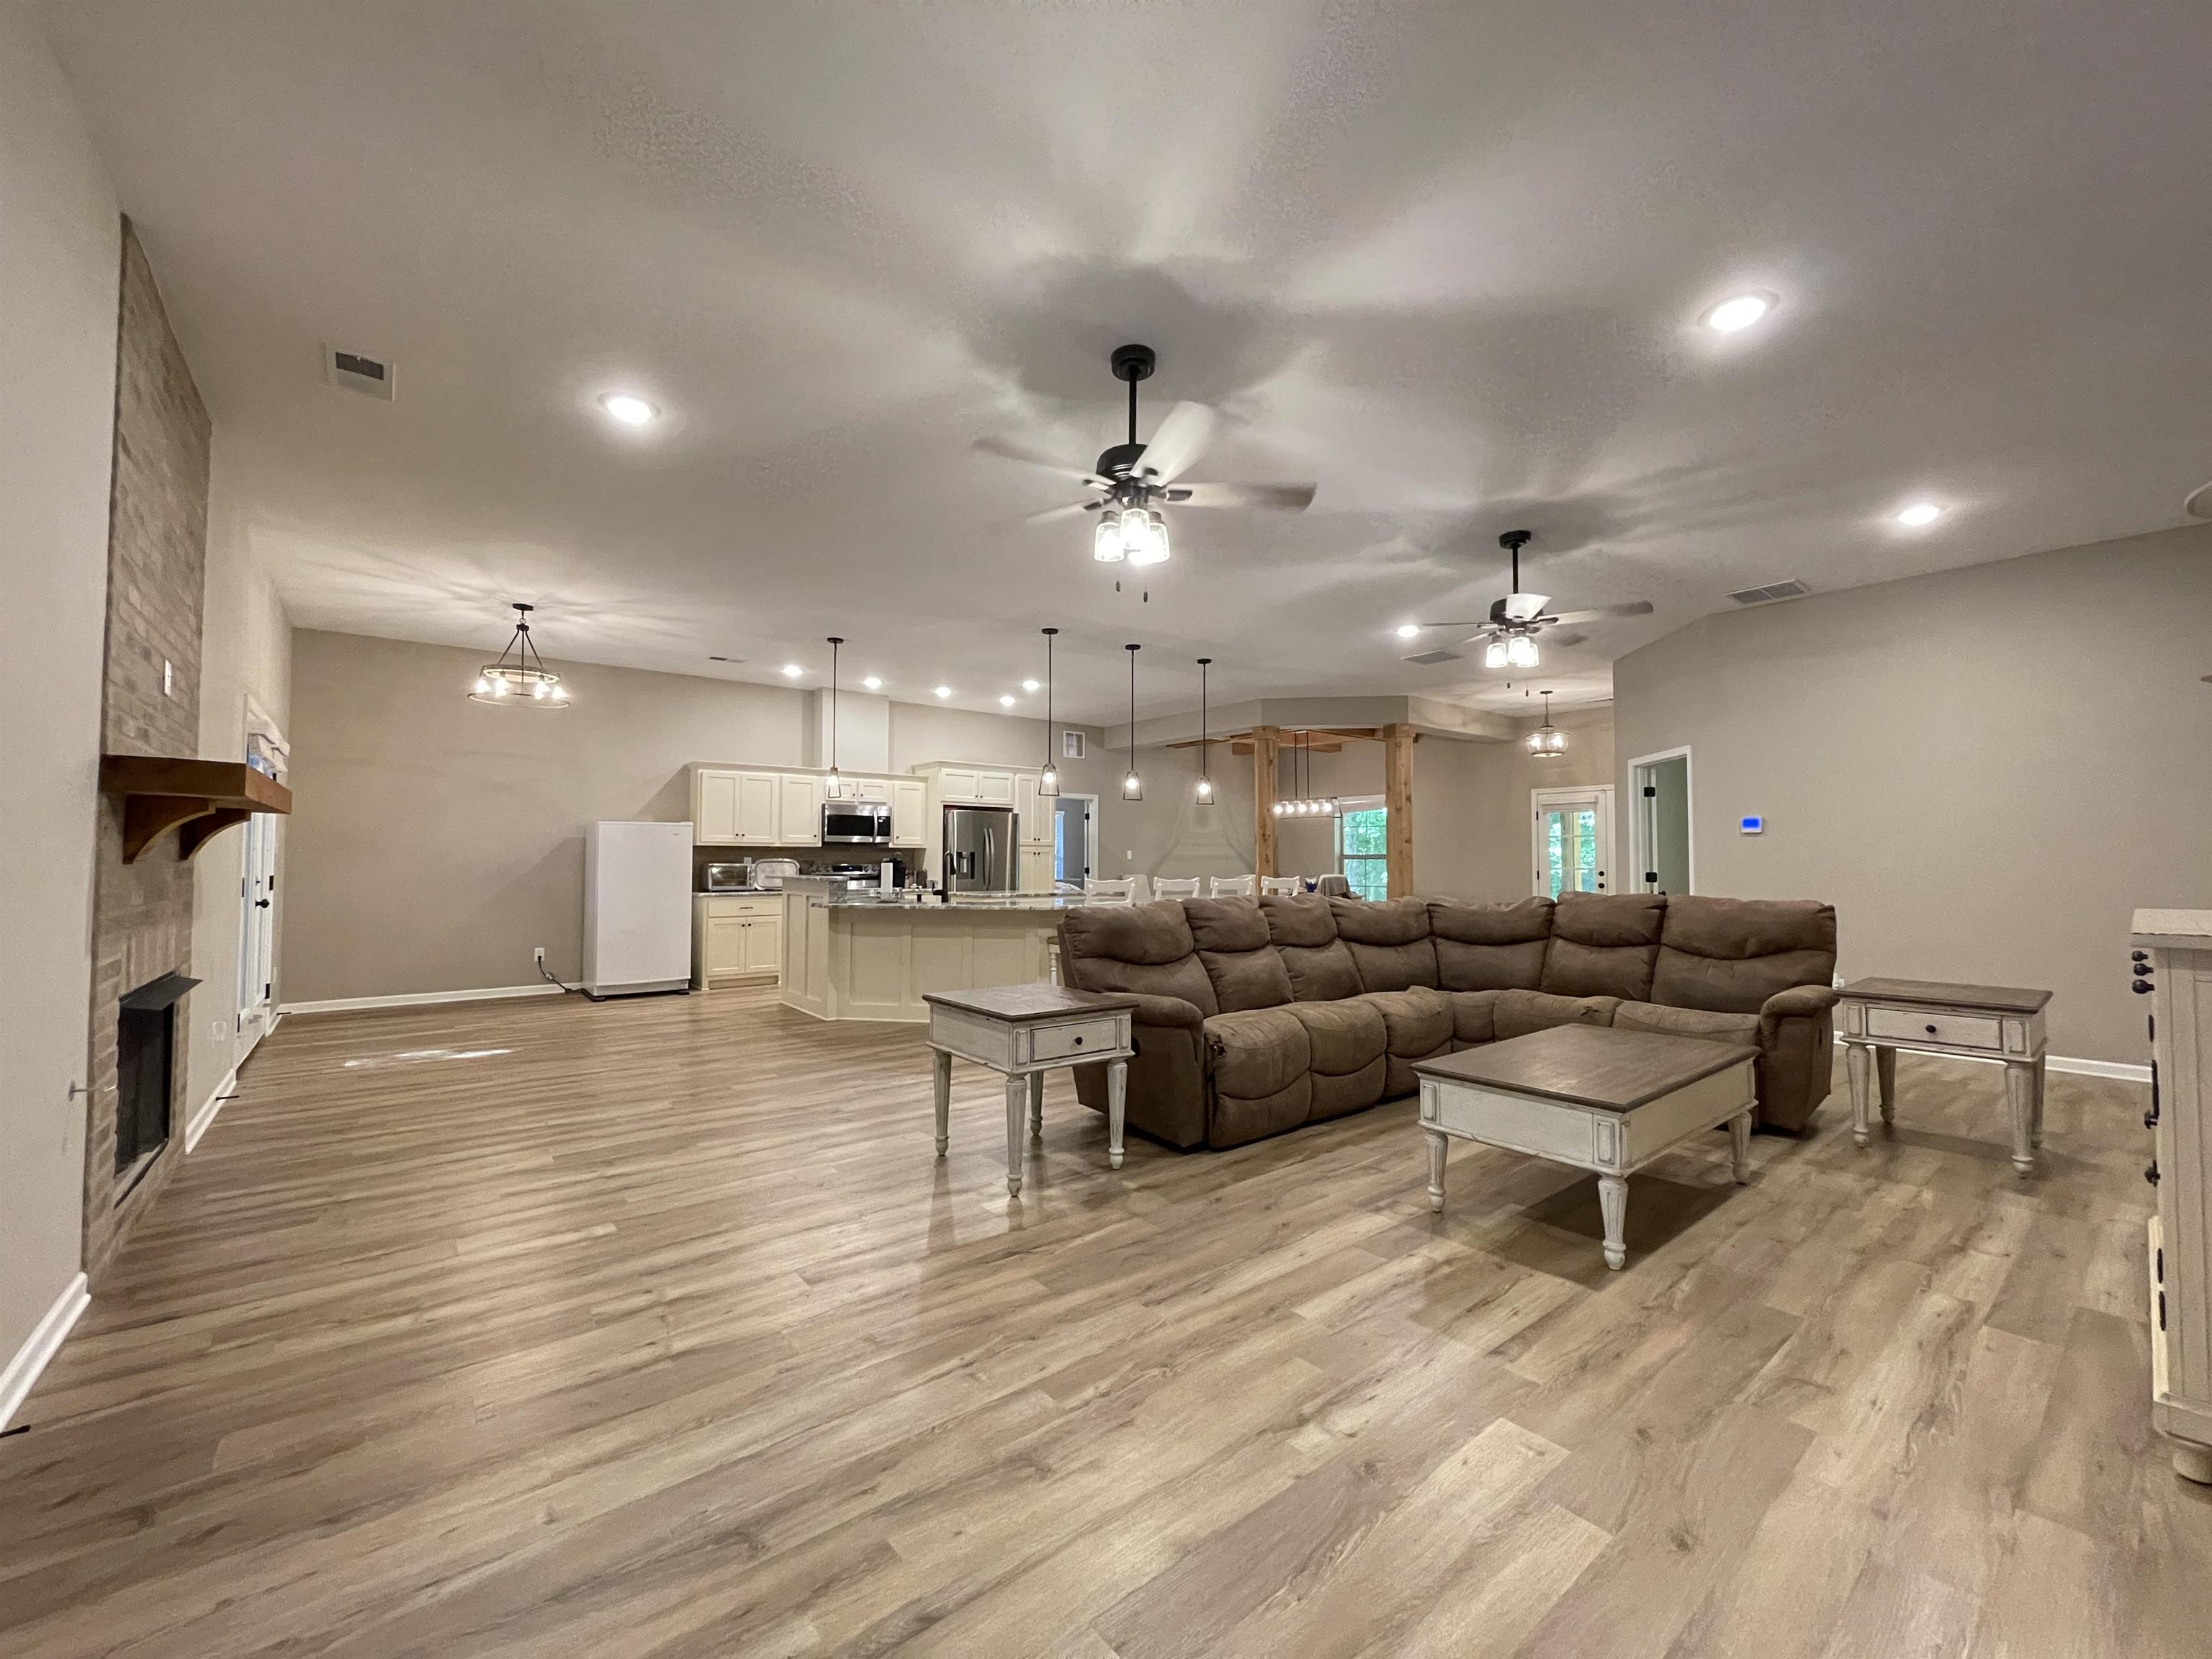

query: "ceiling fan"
left=974, top=343, right=1317, bottom=568
left=1403, top=529, right=1653, bottom=670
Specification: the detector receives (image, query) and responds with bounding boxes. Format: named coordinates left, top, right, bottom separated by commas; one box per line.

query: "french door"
left=1532, top=786, right=1614, bottom=899
left=237, top=810, right=278, bottom=1048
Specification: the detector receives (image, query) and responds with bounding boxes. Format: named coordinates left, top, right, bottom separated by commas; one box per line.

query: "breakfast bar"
left=777, top=878, right=1082, bottom=1021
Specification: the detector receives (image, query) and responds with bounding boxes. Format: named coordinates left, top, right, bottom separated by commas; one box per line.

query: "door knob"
left=255, top=899, right=271, bottom=909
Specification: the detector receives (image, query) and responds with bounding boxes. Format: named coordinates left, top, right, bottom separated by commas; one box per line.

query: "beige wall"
left=1613, top=522, right=2212, bottom=1064
left=1416, top=707, right=1616, bottom=904
left=0, top=9, right=118, bottom=1385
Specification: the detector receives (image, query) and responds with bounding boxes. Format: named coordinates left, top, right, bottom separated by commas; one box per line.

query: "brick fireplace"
left=81, top=220, right=211, bottom=1282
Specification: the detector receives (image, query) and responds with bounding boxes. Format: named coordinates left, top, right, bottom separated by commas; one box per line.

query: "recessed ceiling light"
left=598, top=392, right=659, bottom=426
left=934, top=685, right=952, bottom=698
left=1894, top=500, right=1945, bottom=528
left=782, top=663, right=804, bottom=678
left=1395, top=624, right=1421, bottom=639
left=999, top=694, right=1017, bottom=708
left=1701, top=292, right=1775, bottom=333
left=861, top=675, right=883, bottom=691
left=1022, top=679, right=1040, bottom=693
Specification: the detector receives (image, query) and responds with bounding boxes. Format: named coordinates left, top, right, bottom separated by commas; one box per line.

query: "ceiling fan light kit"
left=469, top=603, right=567, bottom=706
left=1409, top=529, right=1653, bottom=678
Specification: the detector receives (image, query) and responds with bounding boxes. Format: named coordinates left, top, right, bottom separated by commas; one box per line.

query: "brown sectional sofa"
left=1057, top=891, right=1838, bottom=1151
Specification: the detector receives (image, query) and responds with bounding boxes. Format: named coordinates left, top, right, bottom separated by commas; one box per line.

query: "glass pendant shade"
left=1506, top=634, right=1539, bottom=669
left=1123, top=508, right=1170, bottom=567
left=1483, top=638, right=1509, bottom=670
left=470, top=603, right=567, bottom=706
left=1529, top=693, right=1569, bottom=760
left=1194, top=656, right=1213, bottom=809
left=1121, top=643, right=1142, bottom=800
left=1093, top=516, right=1126, bottom=562
left=1039, top=765, right=1058, bottom=797
left=823, top=637, right=844, bottom=796
left=1195, top=776, right=1213, bottom=802
left=1123, top=771, right=1143, bottom=799
left=1037, top=628, right=1061, bottom=796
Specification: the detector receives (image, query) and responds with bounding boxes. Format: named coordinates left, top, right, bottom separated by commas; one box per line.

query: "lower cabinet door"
left=740, top=918, right=782, bottom=976
left=1018, top=845, right=1054, bottom=894
left=704, top=915, right=749, bottom=976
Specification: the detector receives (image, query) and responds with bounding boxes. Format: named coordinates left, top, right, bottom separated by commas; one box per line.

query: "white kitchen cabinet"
left=938, top=766, right=981, bottom=804
left=976, top=770, right=1016, bottom=806
left=734, top=771, right=781, bottom=842
left=695, top=770, right=741, bottom=843
left=891, top=778, right=927, bottom=847
left=1015, top=771, right=1040, bottom=838
left=1019, top=845, right=1055, bottom=894
left=694, top=894, right=783, bottom=986
left=778, top=773, right=822, bottom=845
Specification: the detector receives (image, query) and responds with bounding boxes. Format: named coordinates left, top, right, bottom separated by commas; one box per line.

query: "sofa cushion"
left=1613, top=1000, right=1762, bottom=1046
left=1494, top=988, right=1621, bottom=1040
left=1359, top=986, right=1454, bottom=1096
left=1184, top=897, right=1293, bottom=1012
left=1651, top=896, right=1838, bottom=1015
left=1282, top=999, right=1389, bottom=1121
left=1058, top=902, right=1220, bottom=1016
left=1444, top=989, right=1501, bottom=1046
left=1202, top=1007, right=1309, bottom=1100
left=1211, top=1078, right=1313, bottom=1147
left=1328, top=896, right=1439, bottom=992
left=1261, top=894, right=1364, bottom=1002
left=1539, top=894, right=1666, bottom=1001
left=1429, top=898, right=1552, bottom=992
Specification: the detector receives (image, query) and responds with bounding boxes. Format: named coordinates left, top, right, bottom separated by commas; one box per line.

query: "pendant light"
left=1528, top=691, right=1569, bottom=760
left=1038, top=628, right=1061, bottom=798
left=824, top=637, right=845, bottom=796
left=1194, top=657, right=1213, bottom=806
left=469, top=603, right=567, bottom=706
left=1122, top=644, right=1143, bottom=800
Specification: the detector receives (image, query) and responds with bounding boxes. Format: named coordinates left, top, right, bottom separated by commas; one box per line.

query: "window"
left=1336, top=799, right=1388, bottom=901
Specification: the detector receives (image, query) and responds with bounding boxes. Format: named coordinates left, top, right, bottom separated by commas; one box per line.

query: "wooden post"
left=1382, top=722, right=1413, bottom=897
left=1252, top=726, right=1279, bottom=878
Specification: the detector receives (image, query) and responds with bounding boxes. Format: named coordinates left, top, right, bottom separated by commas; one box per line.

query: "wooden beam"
left=1251, top=725, right=1279, bottom=878
left=1382, top=723, right=1414, bottom=898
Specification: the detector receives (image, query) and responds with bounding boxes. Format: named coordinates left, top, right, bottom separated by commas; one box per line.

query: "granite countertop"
left=806, top=891, right=1087, bottom=911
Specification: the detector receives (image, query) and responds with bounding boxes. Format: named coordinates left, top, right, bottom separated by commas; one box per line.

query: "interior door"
left=1533, top=787, right=1613, bottom=899
left=237, top=810, right=277, bottom=1047
left=1630, top=752, right=1693, bottom=894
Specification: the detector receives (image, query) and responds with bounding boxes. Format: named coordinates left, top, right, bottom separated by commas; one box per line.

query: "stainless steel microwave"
left=822, top=799, right=891, bottom=843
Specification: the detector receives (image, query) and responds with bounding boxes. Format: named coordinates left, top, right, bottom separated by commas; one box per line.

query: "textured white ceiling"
left=39, top=0, right=2212, bottom=723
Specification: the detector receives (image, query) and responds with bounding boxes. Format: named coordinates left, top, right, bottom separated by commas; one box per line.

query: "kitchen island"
left=778, top=878, right=1087, bottom=1022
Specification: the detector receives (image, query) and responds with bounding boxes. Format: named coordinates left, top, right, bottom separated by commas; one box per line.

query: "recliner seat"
left=1059, top=891, right=1838, bottom=1150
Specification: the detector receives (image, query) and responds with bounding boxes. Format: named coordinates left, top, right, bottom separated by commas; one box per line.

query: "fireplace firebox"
left=116, top=971, right=198, bottom=1180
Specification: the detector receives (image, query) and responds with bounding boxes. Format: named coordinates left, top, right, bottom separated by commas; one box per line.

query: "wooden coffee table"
left=1415, top=1025, right=1758, bottom=1270
left=923, top=983, right=1136, bottom=1197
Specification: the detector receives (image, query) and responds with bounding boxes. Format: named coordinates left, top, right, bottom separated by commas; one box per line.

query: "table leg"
left=1599, top=1174, right=1629, bottom=1271
left=1875, top=1045, right=1897, bottom=1124
left=1730, top=1110, right=1753, bottom=1184
left=1028, top=1071, right=1044, bottom=1138
left=1845, top=1041, right=1874, bottom=1146
left=1425, top=1127, right=1448, bottom=1213
left=1004, top=1072, right=1027, bottom=1197
left=932, top=1048, right=951, bottom=1157
left=2031, top=1054, right=2046, bottom=1149
left=2005, top=1061, right=2037, bottom=1176
left=1106, top=1058, right=1127, bottom=1170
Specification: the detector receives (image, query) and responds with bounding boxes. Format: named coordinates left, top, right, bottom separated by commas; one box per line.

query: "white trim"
left=2, top=1272, right=90, bottom=1431
left=277, top=984, right=565, bottom=1017
left=1625, top=745, right=1694, bottom=896
left=1829, top=1033, right=2149, bottom=1085
left=184, top=1064, right=238, bottom=1153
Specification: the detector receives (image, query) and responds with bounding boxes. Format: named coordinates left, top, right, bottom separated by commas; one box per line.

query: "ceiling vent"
left=1402, top=648, right=1465, bottom=666
left=1726, top=579, right=1809, bottom=606
left=325, top=346, right=393, bottom=400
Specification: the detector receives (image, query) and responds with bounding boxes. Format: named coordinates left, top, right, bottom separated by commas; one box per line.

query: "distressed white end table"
left=1837, top=977, right=2051, bottom=1174
left=923, top=983, right=1136, bottom=1197
left=1416, top=1025, right=1757, bottom=1270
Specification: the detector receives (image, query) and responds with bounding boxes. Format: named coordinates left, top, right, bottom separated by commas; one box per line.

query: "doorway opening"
left=1052, top=793, right=1097, bottom=886
left=1532, top=785, right=1615, bottom=899
left=1627, top=747, right=1693, bottom=895
left=237, top=701, right=287, bottom=1051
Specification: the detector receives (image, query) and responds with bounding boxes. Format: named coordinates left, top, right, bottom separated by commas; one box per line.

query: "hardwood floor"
left=4, top=987, right=2206, bottom=1656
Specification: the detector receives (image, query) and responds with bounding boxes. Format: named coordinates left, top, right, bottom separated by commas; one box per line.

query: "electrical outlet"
left=534, top=947, right=547, bottom=967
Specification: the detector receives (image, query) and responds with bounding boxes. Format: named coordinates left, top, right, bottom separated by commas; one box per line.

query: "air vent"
left=1403, top=648, right=1464, bottom=666
left=1726, top=579, right=1808, bottom=606
left=324, top=346, right=393, bottom=400
left=707, top=655, right=744, bottom=664
left=1061, top=730, right=1086, bottom=760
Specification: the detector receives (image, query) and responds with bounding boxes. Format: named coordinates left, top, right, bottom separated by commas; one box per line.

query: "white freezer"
left=583, top=821, right=693, bottom=997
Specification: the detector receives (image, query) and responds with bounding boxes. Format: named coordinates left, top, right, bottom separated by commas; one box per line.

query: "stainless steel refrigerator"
left=942, top=805, right=1017, bottom=894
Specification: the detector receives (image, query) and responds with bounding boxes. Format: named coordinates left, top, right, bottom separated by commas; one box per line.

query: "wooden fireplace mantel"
left=99, top=756, right=292, bottom=863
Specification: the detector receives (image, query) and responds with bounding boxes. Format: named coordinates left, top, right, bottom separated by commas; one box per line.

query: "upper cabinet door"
left=696, top=770, right=742, bottom=843
left=734, top=771, right=782, bottom=843
left=976, top=770, right=1015, bottom=806
left=779, top=773, right=823, bottom=845
left=890, top=778, right=927, bottom=846
left=938, top=767, right=980, bottom=804
left=1014, top=770, right=1039, bottom=834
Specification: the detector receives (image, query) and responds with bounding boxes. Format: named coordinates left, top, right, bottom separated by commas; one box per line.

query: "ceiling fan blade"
left=973, top=435, right=1103, bottom=485
left=1545, top=631, right=1589, bottom=648
left=1132, top=400, right=1220, bottom=485
left=1169, top=480, right=1317, bottom=511
left=1542, top=601, right=1655, bottom=625
left=1411, top=621, right=1491, bottom=631
left=1020, top=500, right=1102, bottom=526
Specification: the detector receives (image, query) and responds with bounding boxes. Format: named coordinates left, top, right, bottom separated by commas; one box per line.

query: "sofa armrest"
left=1110, top=992, right=1207, bottom=1033
left=1760, top=984, right=1838, bottom=1021
left=1071, top=994, right=1210, bottom=1148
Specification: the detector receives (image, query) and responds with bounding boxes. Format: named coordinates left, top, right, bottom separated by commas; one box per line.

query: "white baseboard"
left=276, top=983, right=566, bottom=1017
left=1833, top=1033, right=2149, bottom=1086
left=2, top=1272, right=89, bottom=1431
left=184, top=1065, right=238, bottom=1153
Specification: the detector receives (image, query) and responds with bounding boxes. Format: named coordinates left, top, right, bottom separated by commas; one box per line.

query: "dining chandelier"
left=1273, top=728, right=1338, bottom=818
left=469, top=603, right=567, bottom=706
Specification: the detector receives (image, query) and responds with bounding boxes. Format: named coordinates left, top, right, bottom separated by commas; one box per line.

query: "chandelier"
left=1528, top=691, right=1568, bottom=760
left=469, top=603, right=567, bottom=706
left=1272, top=729, right=1338, bottom=818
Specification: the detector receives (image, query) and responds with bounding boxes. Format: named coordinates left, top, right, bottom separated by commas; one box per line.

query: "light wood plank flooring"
left=4, top=988, right=2206, bottom=1656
